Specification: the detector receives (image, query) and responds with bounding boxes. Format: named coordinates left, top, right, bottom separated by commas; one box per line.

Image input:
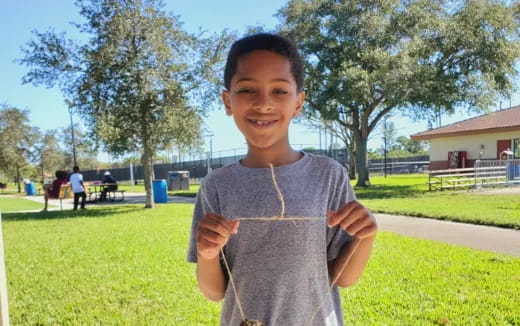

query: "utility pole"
left=207, top=132, right=214, bottom=175
left=67, top=105, right=77, bottom=167
left=318, top=124, right=322, bottom=151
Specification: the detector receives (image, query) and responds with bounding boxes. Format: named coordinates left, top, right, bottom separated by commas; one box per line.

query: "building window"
left=514, top=139, right=520, bottom=159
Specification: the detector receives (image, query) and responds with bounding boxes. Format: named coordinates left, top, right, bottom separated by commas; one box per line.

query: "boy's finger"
left=200, top=218, right=232, bottom=239
left=327, top=201, right=358, bottom=226
left=355, top=223, right=378, bottom=239
left=206, top=213, right=236, bottom=235
left=231, top=220, right=240, bottom=234
left=198, top=227, right=226, bottom=246
left=198, top=236, right=219, bottom=249
left=345, top=217, right=370, bottom=236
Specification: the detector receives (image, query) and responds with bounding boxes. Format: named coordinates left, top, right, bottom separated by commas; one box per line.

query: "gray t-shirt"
left=187, top=152, right=357, bottom=326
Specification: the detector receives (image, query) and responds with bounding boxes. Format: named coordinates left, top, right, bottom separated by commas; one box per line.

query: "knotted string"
left=219, top=163, right=360, bottom=325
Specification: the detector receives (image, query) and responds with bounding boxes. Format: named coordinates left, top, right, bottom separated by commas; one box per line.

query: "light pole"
left=67, top=105, right=78, bottom=167
left=207, top=132, right=214, bottom=175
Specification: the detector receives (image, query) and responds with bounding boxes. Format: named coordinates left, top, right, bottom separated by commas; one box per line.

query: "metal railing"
left=474, top=159, right=520, bottom=188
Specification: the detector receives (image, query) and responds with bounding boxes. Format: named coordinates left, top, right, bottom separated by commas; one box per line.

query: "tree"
left=59, top=124, right=99, bottom=169
left=19, top=0, right=226, bottom=207
left=0, top=105, right=40, bottom=192
left=279, top=0, right=520, bottom=186
left=395, top=136, right=427, bottom=155
left=36, top=130, right=66, bottom=183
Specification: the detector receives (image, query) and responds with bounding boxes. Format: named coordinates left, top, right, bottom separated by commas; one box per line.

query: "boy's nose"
left=253, top=104, right=273, bottom=113
left=253, top=93, right=274, bottom=112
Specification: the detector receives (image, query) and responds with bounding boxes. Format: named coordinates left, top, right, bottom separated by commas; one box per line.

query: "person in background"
left=70, top=166, right=86, bottom=211
left=99, top=171, right=118, bottom=201
left=42, top=171, right=68, bottom=211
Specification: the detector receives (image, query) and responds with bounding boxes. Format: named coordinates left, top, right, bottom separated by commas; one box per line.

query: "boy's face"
left=222, top=50, right=304, bottom=150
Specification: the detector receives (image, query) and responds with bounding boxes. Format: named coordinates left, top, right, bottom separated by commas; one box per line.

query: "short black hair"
left=73, top=166, right=79, bottom=173
left=224, top=33, right=304, bottom=92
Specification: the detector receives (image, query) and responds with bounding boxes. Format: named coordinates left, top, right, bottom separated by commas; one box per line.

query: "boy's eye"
left=273, top=89, right=288, bottom=95
left=237, top=88, right=254, bottom=94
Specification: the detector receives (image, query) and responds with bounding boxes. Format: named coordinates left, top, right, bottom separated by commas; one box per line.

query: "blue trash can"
left=25, top=182, right=36, bottom=196
left=152, top=179, right=168, bottom=203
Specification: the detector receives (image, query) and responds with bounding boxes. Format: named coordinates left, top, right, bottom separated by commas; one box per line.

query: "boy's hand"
left=327, top=201, right=377, bottom=239
left=197, top=213, right=240, bottom=260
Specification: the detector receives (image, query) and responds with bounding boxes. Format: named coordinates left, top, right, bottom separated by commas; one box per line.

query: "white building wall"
left=430, top=130, right=520, bottom=161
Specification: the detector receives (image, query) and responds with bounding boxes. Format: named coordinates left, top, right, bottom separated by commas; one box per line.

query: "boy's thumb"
left=231, top=220, right=240, bottom=234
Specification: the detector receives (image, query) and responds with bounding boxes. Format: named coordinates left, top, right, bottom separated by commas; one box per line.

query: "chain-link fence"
left=368, top=156, right=429, bottom=175
left=80, top=150, right=429, bottom=183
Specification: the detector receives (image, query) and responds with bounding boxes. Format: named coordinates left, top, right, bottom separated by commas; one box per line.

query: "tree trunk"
left=354, top=135, right=370, bottom=187
left=142, top=144, right=155, bottom=208
left=348, top=148, right=357, bottom=180
left=16, top=165, right=21, bottom=193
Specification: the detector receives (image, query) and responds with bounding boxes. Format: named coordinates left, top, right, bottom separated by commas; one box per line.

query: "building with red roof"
left=411, top=106, right=520, bottom=170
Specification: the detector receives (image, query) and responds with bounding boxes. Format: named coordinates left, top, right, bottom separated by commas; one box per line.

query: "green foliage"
left=369, top=134, right=428, bottom=159
left=59, top=124, right=99, bottom=169
left=71, top=0, right=203, bottom=156
left=0, top=105, right=41, bottom=190
left=395, top=136, right=427, bottom=154
left=37, top=131, right=65, bottom=178
left=278, top=0, right=520, bottom=186
left=3, top=204, right=519, bottom=324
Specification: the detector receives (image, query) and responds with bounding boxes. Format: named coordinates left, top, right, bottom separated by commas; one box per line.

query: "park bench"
left=0, top=183, right=6, bottom=192
left=428, top=166, right=507, bottom=191
left=57, top=184, right=74, bottom=210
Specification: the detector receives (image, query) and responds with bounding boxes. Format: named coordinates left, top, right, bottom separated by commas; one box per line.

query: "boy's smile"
left=222, top=50, right=304, bottom=155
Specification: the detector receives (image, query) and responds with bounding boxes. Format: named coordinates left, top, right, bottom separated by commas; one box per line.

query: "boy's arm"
left=328, top=201, right=377, bottom=288
left=195, top=213, right=239, bottom=302
left=329, top=233, right=375, bottom=288
left=196, top=256, right=227, bottom=301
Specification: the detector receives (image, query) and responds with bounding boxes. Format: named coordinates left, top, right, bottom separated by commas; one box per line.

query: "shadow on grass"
left=354, top=184, right=428, bottom=200
left=1, top=205, right=145, bottom=221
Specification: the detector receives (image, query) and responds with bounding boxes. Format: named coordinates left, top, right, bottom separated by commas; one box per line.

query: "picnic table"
left=87, top=182, right=125, bottom=202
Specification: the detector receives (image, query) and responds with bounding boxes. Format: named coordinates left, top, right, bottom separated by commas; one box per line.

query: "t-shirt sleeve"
left=326, top=165, right=356, bottom=262
left=186, top=178, right=220, bottom=263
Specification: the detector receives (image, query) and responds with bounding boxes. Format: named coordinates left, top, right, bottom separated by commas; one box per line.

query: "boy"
left=70, top=166, right=86, bottom=211
left=187, top=33, right=377, bottom=326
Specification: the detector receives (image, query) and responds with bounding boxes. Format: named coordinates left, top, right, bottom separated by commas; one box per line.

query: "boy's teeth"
left=254, top=120, right=270, bottom=125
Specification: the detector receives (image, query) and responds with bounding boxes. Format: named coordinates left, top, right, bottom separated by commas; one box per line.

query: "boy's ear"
left=222, top=90, right=233, bottom=116
left=293, top=91, right=305, bottom=117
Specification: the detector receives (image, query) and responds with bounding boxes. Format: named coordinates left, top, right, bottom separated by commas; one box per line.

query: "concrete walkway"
left=376, top=214, right=520, bottom=257
left=5, top=192, right=196, bottom=212
left=6, top=194, right=520, bottom=257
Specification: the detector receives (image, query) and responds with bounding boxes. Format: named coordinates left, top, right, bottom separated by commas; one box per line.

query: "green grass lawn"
left=0, top=196, right=50, bottom=212
left=355, top=174, right=520, bottom=229
left=0, top=182, right=28, bottom=196
left=3, top=204, right=519, bottom=325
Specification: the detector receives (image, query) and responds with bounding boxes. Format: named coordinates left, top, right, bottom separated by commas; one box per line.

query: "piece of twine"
left=219, top=163, right=360, bottom=325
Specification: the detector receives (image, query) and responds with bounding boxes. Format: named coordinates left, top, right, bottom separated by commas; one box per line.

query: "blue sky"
left=1, top=1, right=518, bottom=161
